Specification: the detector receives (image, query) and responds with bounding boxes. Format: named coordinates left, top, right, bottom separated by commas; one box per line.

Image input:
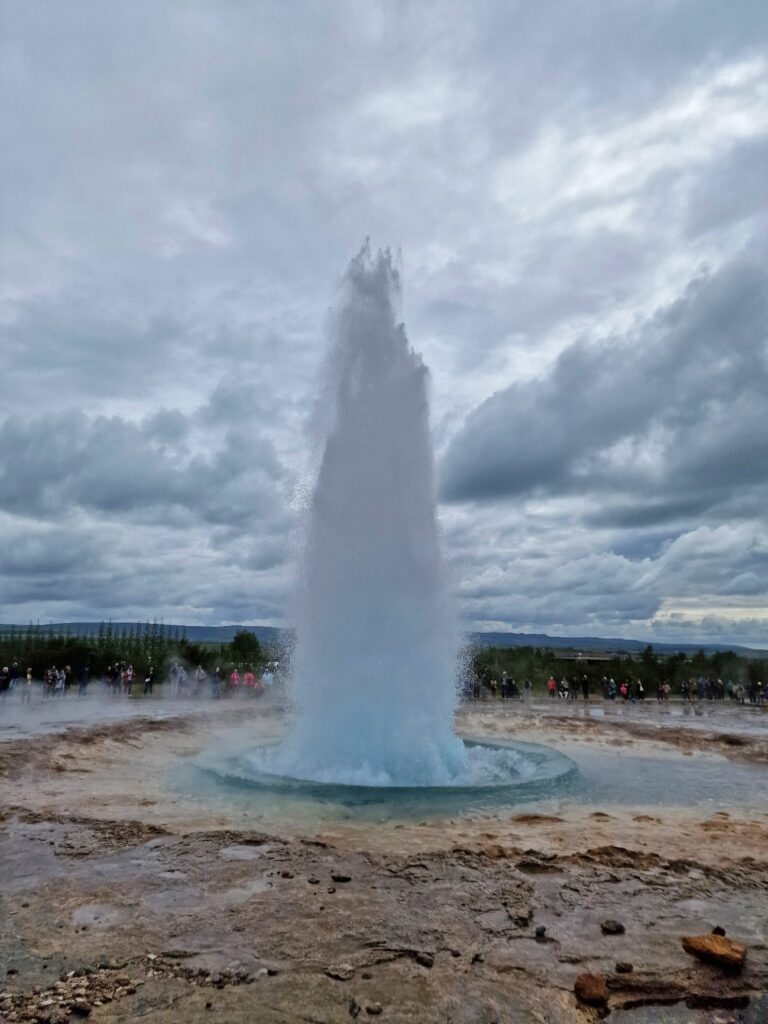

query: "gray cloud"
left=1, top=1, right=767, bottom=642
left=440, top=250, right=768, bottom=518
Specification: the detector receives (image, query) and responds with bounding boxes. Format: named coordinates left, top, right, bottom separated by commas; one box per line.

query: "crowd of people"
left=0, top=660, right=280, bottom=703
left=471, top=670, right=766, bottom=705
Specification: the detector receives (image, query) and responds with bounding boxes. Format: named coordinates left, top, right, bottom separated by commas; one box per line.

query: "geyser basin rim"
left=197, top=738, right=577, bottom=794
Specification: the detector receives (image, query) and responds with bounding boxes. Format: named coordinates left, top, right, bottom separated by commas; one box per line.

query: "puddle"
left=220, top=844, right=273, bottom=861
left=71, top=903, right=123, bottom=929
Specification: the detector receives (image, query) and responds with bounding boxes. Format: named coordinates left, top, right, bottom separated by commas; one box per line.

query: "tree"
left=229, top=629, right=263, bottom=665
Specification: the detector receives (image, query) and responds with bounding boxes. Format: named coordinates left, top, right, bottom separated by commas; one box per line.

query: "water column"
left=283, top=245, right=466, bottom=786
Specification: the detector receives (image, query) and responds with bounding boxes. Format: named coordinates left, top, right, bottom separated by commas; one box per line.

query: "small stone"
left=326, top=964, right=355, bottom=981
left=601, top=920, right=625, bottom=936
left=681, top=934, right=746, bottom=971
left=349, top=997, right=361, bottom=1018
left=471, top=952, right=484, bottom=964
left=574, top=973, right=608, bottom=1008
left=115, top=976, right=130, bottom=986
left=280, top=870, right=293, bottom=879
left=327, top=887, right=336, bottom=894
left=361, top=971, right=372, bottom=979
left=712, top=925, right=726, bottom=936
left=534, top=925, right=547, bottom=941
left=205, top=1001, right=212, bottom=1010
left=308, top=876, right=320, bottom=884
left=70, top=1002, right=93, bottom=1018
left=366, top=1003, right=383, bottom=1016
left=414, top=951, right=434, bottom=968
left=331, top=873, right=352, bottom=883
left=267, top=968, right=279, bottom=977
left=615, top=962, right=633, bottom=974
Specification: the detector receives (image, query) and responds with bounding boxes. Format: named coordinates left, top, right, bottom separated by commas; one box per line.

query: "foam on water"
left=278, top=245, right=468, bottom=787
left=245, top=739, right=544, bottom=790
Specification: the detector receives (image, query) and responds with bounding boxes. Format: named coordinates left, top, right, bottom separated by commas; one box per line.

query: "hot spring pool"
left=185, top=738, right=579, bottom=821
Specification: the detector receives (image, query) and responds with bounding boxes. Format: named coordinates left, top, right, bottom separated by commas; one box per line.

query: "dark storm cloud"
left=1, top=0, right=767, bottom=639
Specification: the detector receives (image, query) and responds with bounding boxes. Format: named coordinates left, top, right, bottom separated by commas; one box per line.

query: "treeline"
left=470, top=644, right=766, bottom=694
left=0, top=622, right=268, bottom=681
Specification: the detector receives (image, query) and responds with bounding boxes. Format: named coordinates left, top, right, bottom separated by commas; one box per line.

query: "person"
left=560, top=678, right=569, bottom=700
left=662, top=681, right=671, bottom=702
left=64, top=665, right=73, bottom=695
left=681, top=679, right=690, bottom=702
left=53, top=668, right=65, bottom=698
left=77, top=665, right=90, bottom=698
left=23, top=667, right=33, bottom=704
left=194, top=664, right=206, bottom=696
left=581, top=674, right=590, bottom=702
left=500, top=671, right=508, bottom=699
left=619, top=681, right=628, bottom=700
left=0, top=666, right=9, bottom=702
left=607, top=678, right=617, bottom=700
left=9, top=662, right=19, bottom=693
left=546, top=676, right=556, bottom=699
left=523, top=678, right=532, bottom=701
left=230, top=668, right=241, bottom=694
left=243, top=669, right=255, bottom=691
left=144, top=665, right=155, bottom=695
left=212, top=666, right=223, bottom=699
left=262, top=666, right=274, bottom=690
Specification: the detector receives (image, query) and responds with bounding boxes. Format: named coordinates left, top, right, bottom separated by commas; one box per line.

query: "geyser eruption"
left=278, top=246, right=468, bottom=786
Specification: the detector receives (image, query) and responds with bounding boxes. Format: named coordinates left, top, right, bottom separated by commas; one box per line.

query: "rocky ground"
left=1, top=699, right=766, bottom=1023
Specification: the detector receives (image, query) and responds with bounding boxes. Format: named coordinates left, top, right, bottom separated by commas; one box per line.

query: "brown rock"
left=482, top=844, right=506, bottom=860
left=681, top=934, right=746, bottom=971
left=574, top=972, right=608, bottom=1007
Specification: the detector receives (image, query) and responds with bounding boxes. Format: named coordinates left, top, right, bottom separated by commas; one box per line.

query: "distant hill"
left=1, top=622, right=765, bottom=657
left=0, top=621, right=287, bottom=647
left=467, top=631, right=767, bottom=658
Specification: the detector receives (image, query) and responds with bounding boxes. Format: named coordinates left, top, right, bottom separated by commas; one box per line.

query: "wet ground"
left=1, top=696, right=766, bottom=1022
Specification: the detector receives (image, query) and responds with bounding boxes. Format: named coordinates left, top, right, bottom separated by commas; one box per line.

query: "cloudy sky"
left=1, top=1, right=767, bottom=645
